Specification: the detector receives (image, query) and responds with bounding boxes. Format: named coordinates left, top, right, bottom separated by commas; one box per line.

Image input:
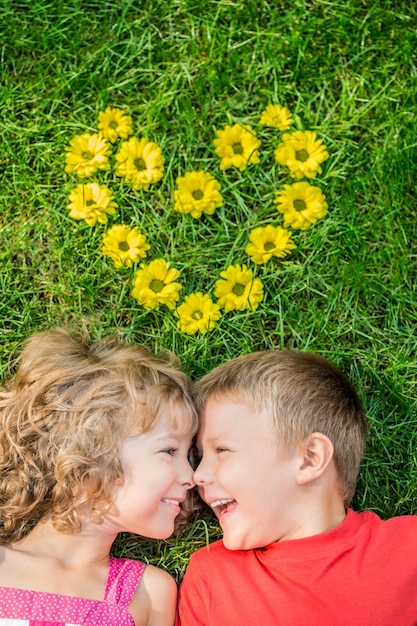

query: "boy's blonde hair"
left=0, top=328, right=197, bottom=543
left=194, top=350, right=367, bottom=505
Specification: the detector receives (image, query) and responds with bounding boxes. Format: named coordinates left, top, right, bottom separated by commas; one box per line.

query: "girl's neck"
left=0, top=518, right=118, bottom=600
left=12, top=517, right=115, bottom=568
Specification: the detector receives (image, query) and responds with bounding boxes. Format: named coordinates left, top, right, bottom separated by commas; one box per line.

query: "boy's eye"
left=216, top=447, right=229, bottom=454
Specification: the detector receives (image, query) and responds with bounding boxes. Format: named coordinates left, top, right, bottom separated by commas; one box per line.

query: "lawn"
left=1, top=0, right=416, bottom=580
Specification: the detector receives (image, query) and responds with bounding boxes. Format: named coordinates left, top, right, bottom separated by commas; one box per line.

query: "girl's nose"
left=180, top=458, right=195, bottom=488
left=193, top=456, right=211, bottom=486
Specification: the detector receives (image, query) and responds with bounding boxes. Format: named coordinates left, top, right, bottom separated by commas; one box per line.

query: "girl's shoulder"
left=104, top=556, right=147, bottom=608
left=0, top=555, right=148, bottom=626
left=128, top=563, right=177, bottom=626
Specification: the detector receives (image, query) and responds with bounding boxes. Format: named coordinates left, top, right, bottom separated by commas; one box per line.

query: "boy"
left=177, top=350, right=417, bottom=625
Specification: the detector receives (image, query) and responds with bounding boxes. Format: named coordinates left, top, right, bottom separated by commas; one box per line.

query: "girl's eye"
left=162, top=448, right=177, bottom=456
left=216, top=447, right=229, bottom=454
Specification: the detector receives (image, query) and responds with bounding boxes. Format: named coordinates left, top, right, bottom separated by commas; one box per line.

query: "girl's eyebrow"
left=154, top=430, right=192, bottom=442
left=143, top=431, right=180, bottom=442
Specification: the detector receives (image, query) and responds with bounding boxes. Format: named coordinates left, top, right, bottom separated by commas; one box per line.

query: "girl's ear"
left=296, top=432, right=334, bottom=485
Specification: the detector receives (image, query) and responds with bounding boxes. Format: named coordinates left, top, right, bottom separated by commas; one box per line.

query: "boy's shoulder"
left=365, top=509, right=417, bottom=539
left=361, top=508, right=417, bottom=531
left=188, top=509, right=417, bottom=565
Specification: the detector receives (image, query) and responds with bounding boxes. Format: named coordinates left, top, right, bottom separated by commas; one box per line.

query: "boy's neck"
left=284, top=492, right=347, bottom=542
left=291, top=507, right=346, bottom=541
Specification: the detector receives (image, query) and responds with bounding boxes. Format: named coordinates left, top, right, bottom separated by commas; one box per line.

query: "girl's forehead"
left=155, top=402, right=197, bottom=436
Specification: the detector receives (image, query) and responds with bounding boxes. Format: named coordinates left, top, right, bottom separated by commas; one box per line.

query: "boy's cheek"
left=197, top=487, right=214, bottom=510
left=197, top=485, right=207, bottom=500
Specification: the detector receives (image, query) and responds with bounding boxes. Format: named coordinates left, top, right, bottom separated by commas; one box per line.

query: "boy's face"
left=194, top=396, right=303, bottom=550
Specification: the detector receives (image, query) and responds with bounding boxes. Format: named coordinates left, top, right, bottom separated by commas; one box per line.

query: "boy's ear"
left=296, top=432, right=334, bottom=485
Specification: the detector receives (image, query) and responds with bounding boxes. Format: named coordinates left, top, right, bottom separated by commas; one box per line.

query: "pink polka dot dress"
left=0, top=556, right=146, bottom=626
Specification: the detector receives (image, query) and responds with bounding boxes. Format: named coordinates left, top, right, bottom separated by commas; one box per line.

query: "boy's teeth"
left=211, top=499, right=234, bottom=508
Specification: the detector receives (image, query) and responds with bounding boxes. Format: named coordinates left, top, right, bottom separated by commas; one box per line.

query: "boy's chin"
left=222, top=532, right=253, bottom=551
left=222, top=526, right=270, bottom=551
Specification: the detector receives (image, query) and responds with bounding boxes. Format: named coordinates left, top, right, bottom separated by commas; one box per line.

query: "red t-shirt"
left=177, top=509, right=417, bottom=625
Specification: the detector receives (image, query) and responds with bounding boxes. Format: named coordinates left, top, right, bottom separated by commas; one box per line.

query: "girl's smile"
left=107, top=411, right=194, bottom=540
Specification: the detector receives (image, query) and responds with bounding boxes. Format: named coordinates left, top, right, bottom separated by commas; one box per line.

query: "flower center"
left=295, top=149, right=309, bottom=162
left=134, top=157, right=147, bottom=171
left=82, top=150, right=94, bottom=160
left=232, top=283, right=245, bottom=296
left=191, top=310, right=203, bottom=320
left=109, top=120, right=118, bottom=129
left=293, top=199, right=307, bottom=211
left=264, top=241, right=275, bottom=251
left=232, top=142, right=243, bottom=155
left=149, top=279, right=164, bottom=293
left=192, top=189, right=204, bottom=201
left=118, top=241, right=129, bottom=252
left=85, top=199, right=96, bottom=207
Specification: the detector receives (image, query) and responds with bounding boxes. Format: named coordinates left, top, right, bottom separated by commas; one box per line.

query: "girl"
left=0, top=328, right=197, bottom=626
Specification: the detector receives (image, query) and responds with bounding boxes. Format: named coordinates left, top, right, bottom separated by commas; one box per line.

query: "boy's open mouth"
left=210, top=498, right=236, bottom=518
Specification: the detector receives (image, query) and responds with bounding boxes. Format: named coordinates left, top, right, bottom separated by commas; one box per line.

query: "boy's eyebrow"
left=197, top=434, right=229, bottom=447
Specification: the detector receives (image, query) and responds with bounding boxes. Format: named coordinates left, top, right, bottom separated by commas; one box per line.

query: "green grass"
left=1, top=0, right=417, bottom=581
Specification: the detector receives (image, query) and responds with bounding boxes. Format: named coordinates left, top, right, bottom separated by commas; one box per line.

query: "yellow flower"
left=67, top=182, right=117, bottom=226
left=245, top=225, right=296, bottom=264
left=260, top=104, right=293, bottom=131
left=274, top=130, right=329, bottom=179
left=176, top=292, right=221, bottom=334
left=98, top=107, right=133, bottom=143
left=131, top=259, right=182, bottom=310
left=213, top=124, right=261, bottom=171
left=102, top=224, right=150, bottom=269
left=65, top=133, right=110, bottom=178
left=215, top=264, right=264, bottom=312
left=115, top=137, right=164, bottom=190
left=274, top=182, right=328, bottom=230
left=173, top=171, right=223, bottom=219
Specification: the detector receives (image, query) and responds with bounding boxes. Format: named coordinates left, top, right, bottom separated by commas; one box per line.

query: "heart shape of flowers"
left=64, top=104, right=329, bottom=335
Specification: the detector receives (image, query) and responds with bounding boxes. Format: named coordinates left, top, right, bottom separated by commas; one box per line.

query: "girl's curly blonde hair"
left=0, top=328, right=197, bottom=544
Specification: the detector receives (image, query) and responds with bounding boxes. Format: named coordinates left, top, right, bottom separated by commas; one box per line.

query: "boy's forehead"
left=202, top=393, right=247, bottom=413
left=199, top=395, right=262, bottom=435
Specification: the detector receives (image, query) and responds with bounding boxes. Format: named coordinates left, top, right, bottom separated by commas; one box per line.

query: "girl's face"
left=106, top=409, right=194, bottom=539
